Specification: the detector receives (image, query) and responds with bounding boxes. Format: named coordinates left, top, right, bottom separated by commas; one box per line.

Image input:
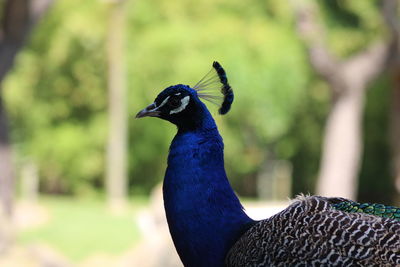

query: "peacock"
left=136, top=62, right=400, bottom=266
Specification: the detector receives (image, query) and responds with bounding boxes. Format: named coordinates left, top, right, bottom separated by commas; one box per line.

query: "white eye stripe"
left=170, top=96, right=190, bottom=114
left=157, top=96, right=170, bottom=109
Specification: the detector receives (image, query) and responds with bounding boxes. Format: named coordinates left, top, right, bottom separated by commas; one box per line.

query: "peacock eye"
left=168, top=96, right=181, bottom=108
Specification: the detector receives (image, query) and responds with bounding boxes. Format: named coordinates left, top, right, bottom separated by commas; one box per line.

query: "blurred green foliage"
left=3, top=0, right=394, bottom=200
left=5, top=1, right=107, bottom=193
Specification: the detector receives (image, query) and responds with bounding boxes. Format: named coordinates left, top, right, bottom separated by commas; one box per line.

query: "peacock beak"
left=135, top=103, right=160, bottom=118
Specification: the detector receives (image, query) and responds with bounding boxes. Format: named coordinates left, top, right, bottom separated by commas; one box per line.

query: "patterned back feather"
left=329, top=197, right=400, bottom=221
left=226, top=196, right=400, bottom=266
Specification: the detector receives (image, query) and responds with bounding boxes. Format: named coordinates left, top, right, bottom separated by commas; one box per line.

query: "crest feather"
left=193, top=61, right=234, bottom=115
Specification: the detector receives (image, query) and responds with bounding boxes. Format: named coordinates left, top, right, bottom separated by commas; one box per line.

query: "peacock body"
left=227, top=195, right=400, bottom=266
left=136, top=62, right=400, bottom=267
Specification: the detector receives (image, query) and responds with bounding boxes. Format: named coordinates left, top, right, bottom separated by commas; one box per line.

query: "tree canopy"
left=2, top=0, right=396, bottom=203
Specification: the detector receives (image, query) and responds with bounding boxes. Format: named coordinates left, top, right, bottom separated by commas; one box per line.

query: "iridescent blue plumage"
left=164, top=111, right=254, bottom=266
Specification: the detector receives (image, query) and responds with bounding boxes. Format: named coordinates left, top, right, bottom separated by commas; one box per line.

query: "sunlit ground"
left=17, top=197, right=147, bottom=261
left=0, top=196, right=148, bottom=267
left=2, top=195, right=287, bottom=267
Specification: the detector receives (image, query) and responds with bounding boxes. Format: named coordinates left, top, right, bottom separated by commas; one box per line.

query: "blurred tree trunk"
left=0, top=0, right=52, bottom=252
left=0, top=0, right=52, bottom=216
left=106, top=0, right=128, bottom=211
left=384, top=0, right=400, bottom=204
left=0, top=94, right=12, bottom=220
left=294, top=1, right=391, bottom=200
left=0, top=92, right=14, bottom=252
left=20, top=160, right=39, bottom=203
left=391, top=74, right=400, bottom=203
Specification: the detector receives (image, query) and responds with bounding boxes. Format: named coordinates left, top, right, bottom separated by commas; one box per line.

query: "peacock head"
left=135, top=61, right=234, bottom=130
left=135, top=84, right=200, bottom=126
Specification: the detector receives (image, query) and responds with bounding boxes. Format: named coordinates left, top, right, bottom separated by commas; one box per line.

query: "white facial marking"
left=170, top=96, right=190, bottom=114
left=175, top=93, right=181, bottom=96
left=158, top=96, right=170, bottom=109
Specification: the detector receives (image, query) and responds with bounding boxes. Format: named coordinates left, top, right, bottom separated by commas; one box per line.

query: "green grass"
left=17, top=196, right=149, bottom=262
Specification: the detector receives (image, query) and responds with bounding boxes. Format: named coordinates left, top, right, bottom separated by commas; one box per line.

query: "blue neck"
left=163, top=106, right=254, bottom=266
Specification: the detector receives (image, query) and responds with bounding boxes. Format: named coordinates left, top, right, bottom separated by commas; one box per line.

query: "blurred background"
left=0, top=0, right=399, bottom=266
